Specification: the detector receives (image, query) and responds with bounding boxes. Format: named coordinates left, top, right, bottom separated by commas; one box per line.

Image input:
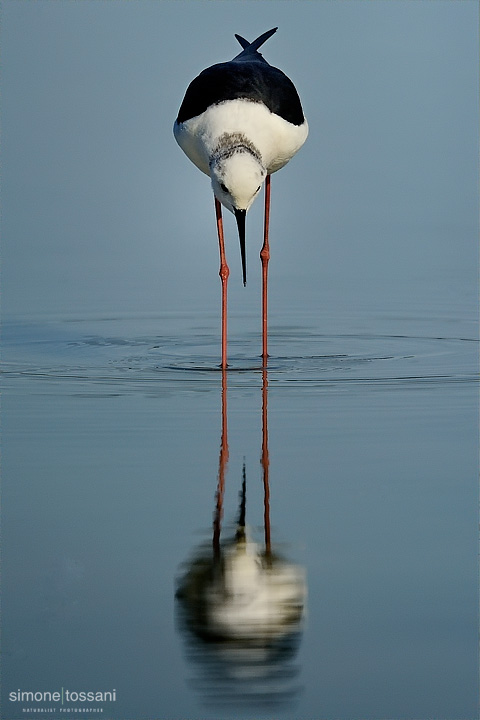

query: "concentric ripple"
left=2, top=314, right=477, bottom=392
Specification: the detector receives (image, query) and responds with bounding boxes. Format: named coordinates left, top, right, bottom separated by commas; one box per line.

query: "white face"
left=211, top=153, right=266, bottom=213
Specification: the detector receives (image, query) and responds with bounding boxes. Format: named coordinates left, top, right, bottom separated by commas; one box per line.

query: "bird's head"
left=210, top=151, right=267, bottom=285
left=211, top=151, right=266, bottom=213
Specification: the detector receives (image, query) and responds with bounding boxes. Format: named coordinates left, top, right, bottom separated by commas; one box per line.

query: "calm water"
left=2, top=305, right=478, bottom=720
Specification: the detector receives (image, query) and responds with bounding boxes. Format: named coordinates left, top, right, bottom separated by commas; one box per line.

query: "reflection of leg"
left=213, top=369, right=229, bottom=558
left=260, top=175, right=271, bottom=366
left=215, top=198, right=229, bottom=369
left=261, top=368, right=271, bottom=556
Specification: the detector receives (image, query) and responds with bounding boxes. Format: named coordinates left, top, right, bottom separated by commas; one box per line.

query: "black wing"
left=176, top=61, right=305, bottom=126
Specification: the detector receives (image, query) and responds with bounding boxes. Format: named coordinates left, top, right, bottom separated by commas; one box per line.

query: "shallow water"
left=2, top=307, right=478, bottom=719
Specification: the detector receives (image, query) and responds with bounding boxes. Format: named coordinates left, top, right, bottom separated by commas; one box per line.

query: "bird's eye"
left=220, top=183, right=228, bottom=193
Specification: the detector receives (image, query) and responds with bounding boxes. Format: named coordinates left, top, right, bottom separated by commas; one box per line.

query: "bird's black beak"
left=234, top=209, right=247, bottom=286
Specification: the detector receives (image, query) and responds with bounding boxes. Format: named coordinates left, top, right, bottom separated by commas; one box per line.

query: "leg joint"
left=219, top=263, right=230, bottom=282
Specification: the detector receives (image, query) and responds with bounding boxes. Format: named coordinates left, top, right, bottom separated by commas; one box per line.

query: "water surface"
left=2, top=307, right=478, bottom=719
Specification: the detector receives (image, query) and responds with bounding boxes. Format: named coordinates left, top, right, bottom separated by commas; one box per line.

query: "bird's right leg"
left=215, top=197, right=230, bottom=369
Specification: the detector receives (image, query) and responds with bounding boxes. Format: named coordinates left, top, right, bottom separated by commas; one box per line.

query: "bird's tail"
left=233, top=27, right=277, bottom=59
left=235, top=34, right=250, bottom=51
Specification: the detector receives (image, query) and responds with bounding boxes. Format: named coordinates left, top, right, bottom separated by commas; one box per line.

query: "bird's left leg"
left=260, top=175, right=271, bottom=365
left=215, top=197, right=230, bottom=369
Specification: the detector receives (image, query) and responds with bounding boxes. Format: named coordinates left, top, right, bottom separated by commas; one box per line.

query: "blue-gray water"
left=2, top=304, right=478, bottom=720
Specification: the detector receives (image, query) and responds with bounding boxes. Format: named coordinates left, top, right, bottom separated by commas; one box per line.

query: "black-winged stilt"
left=174, top=28, right=308, bottom=368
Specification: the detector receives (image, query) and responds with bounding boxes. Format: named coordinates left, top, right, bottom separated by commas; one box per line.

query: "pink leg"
left=261, top=368, right=271, bottom=558
left=215, top=198, right=229, bottom=369
left=213, top=369, right=229, bottom=559
left=260, top=175, right=271, bottom=366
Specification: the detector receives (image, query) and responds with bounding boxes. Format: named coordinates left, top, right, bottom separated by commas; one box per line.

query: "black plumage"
left=176, top=30, right=305, bottom=127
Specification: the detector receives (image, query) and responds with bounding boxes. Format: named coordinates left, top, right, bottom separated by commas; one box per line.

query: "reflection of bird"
left=175, top=470, right=306, bottom=709
left=175, top=370, right=306, bottom=710
left=174, top=28, right=308, bottom=368
left=177, top=472, right=306, bottom=644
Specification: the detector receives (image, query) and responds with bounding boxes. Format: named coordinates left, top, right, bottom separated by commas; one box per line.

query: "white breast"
left=174, top=99, right=308, bottom=177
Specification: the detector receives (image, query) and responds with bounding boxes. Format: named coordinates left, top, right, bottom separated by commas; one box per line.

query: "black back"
left=176, top=58, right=305, bottom=127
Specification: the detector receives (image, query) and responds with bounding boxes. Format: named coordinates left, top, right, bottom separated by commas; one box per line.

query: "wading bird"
left=174, top=28, right=308, bottom=368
